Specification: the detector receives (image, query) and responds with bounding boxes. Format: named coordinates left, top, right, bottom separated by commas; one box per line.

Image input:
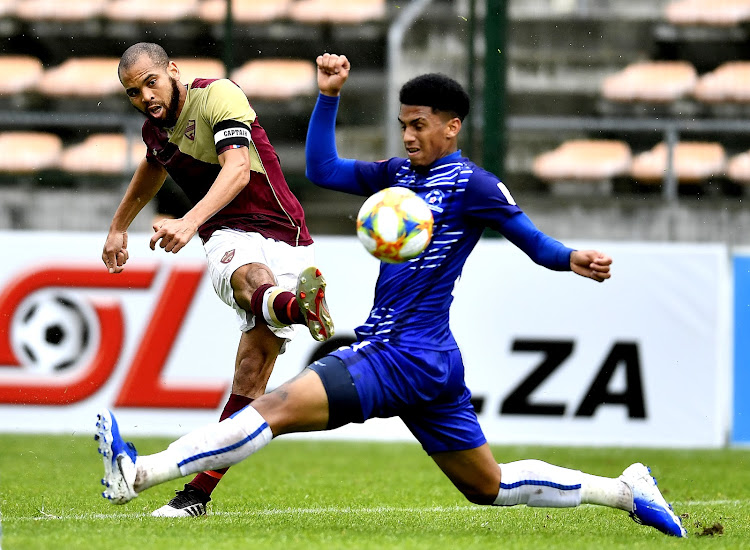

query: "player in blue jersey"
left=94, top=53, right=686, bottom=538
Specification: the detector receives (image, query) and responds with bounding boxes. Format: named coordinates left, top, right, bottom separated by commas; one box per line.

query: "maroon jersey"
left=142, top=78, right=312, bottom=246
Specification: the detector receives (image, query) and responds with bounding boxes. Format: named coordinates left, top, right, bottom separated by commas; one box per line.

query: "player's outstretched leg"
left=95, top=409, right=138, bottom=504
left=151, top=394, right=253, bottom=517
left=296, top=266, right=334, bottom=342
left=619, top=463, right=687, bottom=537
left=95, top=404, right=275, bottom=508
left=490, top=458, right=685, bottom=538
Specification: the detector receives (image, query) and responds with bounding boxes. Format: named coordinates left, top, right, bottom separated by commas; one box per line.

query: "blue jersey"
left=351, top=153, right=521, bottom=349
left=306, top=93, right=573, bottom=351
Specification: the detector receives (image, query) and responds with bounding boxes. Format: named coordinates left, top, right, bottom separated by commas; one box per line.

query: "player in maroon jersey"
left=101, top=42, right=333, bottom=517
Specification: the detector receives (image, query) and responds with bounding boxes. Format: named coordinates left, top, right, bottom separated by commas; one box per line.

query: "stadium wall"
left=0, top=232, right=736, bottom=448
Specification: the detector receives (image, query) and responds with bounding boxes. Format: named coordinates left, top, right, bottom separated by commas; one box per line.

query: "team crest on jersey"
left=185, top=120, right=196, bottom=141
left=220, top=249, right=235, bottom=264
left=424, top=189, right=445, bottom=213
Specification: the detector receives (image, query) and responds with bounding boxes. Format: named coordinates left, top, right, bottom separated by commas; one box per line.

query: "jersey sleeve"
left=353, top=158, right=405, bottom=195
left=464, top=170, right=573, bottom=271
left=203, top=79, right=255, bottom=155
left=463, top=169, right=523, bottom=227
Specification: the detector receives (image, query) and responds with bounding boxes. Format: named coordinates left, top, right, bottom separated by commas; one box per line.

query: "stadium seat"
left=0, top=56, right=43, bottom=95
left=727, top=150, right=750, bottom=183
left=665, top=0, right=750, bottom=27
left=601, top=61, right=698, bottom=103
left=532, top=140, right=633, bottom=181
left=693, top=61, right=750, bottom=103
left=0, top=132, right=62, bottom=172
left=0, top=0, right=16, bottom=17
left=197, top=0, right=290, bottom=24
left=630, top=142, right=726, bottom=184
left=36, top=58, right=121, bottom=98
left=230, top=59, right=316, bottom=99
left=172, top=57, right=226, bottom=83
left=59, top=134, right=146, bottom=174
left=288, top=0, right=386, bottom=24
left=104, top=0, right=198, bottom=22
left=14, top=0, right=107, bottom=21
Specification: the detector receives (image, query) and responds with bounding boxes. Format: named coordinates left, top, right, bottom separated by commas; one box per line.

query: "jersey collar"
left=411, top=150, right=463, bottom=175
left=431, top=150, right=463, bottom=168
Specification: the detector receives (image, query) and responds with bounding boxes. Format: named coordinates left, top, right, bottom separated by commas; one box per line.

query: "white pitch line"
left=16, top=506, right=473, bottom=522
left=10, top=501, right=747, bottom=522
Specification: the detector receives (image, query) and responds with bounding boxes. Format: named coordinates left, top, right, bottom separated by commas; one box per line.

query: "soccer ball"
left=356, top=186, right=434, bottom=263
left=10, top=291, right=92, bottom=375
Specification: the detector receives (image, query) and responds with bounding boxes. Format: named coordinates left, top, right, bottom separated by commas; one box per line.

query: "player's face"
left=399, top=105, right=460, bottom=167
left=120, top=56, right=184, bottom=128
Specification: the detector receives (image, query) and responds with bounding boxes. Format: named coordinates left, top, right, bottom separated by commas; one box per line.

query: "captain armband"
left=213, top=119, right=251, bottom=154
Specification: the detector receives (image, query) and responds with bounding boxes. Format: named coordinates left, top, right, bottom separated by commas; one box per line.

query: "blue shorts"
left=311, top=340, right=486, bottom=455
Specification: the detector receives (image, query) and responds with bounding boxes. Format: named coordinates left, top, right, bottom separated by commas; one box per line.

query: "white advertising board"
left=453, top=240, right=730, bottom=448
left=0, top=232, right=730, bottom=448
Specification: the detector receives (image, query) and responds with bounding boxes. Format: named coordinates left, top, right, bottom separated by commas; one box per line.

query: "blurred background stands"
left=0, top=0, right=747, bottom=243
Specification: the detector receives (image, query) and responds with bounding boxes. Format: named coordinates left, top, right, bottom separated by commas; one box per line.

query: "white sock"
left=135, top=450, right=182, bottom=492
left=580, top=473, right=633, bottom=511
left=134, top=406, right=273, bottom=492
left=495, top=459, right=582, bottom=507
left=494, top=460, right=632, bottom=511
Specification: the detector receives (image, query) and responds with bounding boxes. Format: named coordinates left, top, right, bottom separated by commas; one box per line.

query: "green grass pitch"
left=1, top=433, right=749, bottom=549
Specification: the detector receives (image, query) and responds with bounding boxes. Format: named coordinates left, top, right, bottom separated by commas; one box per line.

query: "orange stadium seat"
left=601, top=61, right=698, bottom=103
left=630, top=142, right=726, bottom=184
left=60, top=134, right=146, bottom=175
left=665, top=0, right=750, bottom=26
left=14, top=0, right=107, bottom=21
left=0, top=132, right=62, bottom=172
left=532, top=140, right=632, bottom=181
left=197, top=0, right=290, bottom=24
left=727, top=150, right=750, bottom=183
left=288, top=0, right=386, bottom=24
left=230, top=59, right=316, bottom=99
left=0, top=55, right=43, bottom=95
left=36, top=58, right=120, bottom=98
left=104, top=0, right=198, bottom=22
left=693, top=62, right=750, bottom=103
left=172, top=57, right=226, bottom=82
left=0, top=0, right=16, bottom=17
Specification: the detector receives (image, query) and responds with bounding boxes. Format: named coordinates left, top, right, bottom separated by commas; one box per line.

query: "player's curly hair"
left=118, top=42, right=169, bottom=77
left=399, top=73, right=470, bottom=121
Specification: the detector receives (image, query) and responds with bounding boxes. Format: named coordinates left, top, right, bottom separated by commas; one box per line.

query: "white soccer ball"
left=10, top=291, right=92, bottom=375
left=356, top=186, right=434, bottom=263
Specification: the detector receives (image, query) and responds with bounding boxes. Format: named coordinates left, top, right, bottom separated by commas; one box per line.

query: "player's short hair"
left=399, top=73, right=470, bottom=121
left=118, top=42, right=169, bottom=78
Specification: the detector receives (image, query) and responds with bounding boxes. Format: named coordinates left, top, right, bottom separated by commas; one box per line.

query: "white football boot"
left=152, top=485, right=210, bottom=517
left=620, top=462, right=687, bottom=537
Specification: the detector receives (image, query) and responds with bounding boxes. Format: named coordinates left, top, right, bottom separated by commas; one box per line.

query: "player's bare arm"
left=316, top=53, right=350, bottom=96
left=103, top=158, right=167, bottom=273
left=150, top=145, right=251, bottom=254
left=570, top=250, right=612, bottom=282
